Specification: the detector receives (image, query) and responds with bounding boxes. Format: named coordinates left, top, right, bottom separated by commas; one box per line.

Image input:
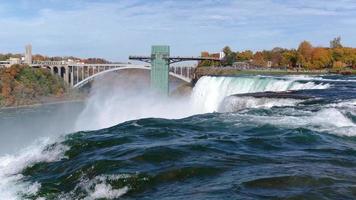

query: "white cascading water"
left=190, top=76, right=330, bottom=113
left=218, top=96, right=303, bottom=112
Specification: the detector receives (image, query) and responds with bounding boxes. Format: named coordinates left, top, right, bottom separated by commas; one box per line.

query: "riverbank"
left=0, top=94, right=86, bottom=110
left=194, top=67, right=356, bottom=80
left=0, top=64, right=88, bottom=109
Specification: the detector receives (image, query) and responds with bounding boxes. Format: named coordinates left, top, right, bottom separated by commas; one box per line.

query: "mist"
left=0, top=69, right=195, bottom=155
left=74, top=69, right=195, bottom=131
left=0, top=102, right=84, bottom=155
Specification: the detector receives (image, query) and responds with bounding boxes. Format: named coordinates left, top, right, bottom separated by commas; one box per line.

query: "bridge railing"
left=169, top=66, right=195, bottom=79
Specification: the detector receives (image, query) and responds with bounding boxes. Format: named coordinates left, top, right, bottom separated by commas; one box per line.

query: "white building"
left=0, top=61, right=9, bottom=68
left=9, top=57, right=21, bottom=65
left=219, top=52, right=225, bottom=59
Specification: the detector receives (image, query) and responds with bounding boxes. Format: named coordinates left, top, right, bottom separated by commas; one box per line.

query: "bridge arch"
left=53, top=66, right=59, bottom=75
left=73, top=65, right=191, bottom=89
left=60, top=67, right=66, bottom=78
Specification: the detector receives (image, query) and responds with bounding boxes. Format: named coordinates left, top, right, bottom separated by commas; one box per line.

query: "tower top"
left=25, top=44, right=32, bottom=65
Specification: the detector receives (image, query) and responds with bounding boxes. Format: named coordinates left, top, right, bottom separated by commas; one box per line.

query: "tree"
left=236, top=50, right=253, bottom=61
left=298, top=41, right=313, bottom=60
left=311, top=48, right=333, bottom=69
left=330, top=36, right=343, bottom=48
left=297, top=41, right=313, bottom=68
left=270, top=48, right=287, bottom=67
left=252, top=52, right=267, bottom=67
left=221, top=46, right=236, bottom=66
left=0, top=64, right=67, bottom=106
left=332, top=61, right=346, bottom=71
left=282, top=50, right=298, bottom=68
left=32, top=54, right=46, bottom=61
left=223, top=46, right=233, bottom=55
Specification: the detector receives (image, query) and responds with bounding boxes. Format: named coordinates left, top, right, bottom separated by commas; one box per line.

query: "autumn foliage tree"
left=0, top=65, right=67, bottom=106
left=297, top=41, right=314, bottom=68
left=198, top=37, right=356, bottom=71
left=252, top=52, right=267, bottom=67
left=311, top=48, right=333, bottom=69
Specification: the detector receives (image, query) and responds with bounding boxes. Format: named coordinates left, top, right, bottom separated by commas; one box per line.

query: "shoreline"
left=194, top=67, right=356, bottom=79
left=0, top=98, right=86, bottom=110
left=2, top=69, right=354, bottom=110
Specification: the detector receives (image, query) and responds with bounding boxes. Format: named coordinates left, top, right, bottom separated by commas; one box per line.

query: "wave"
left=7, top=107, right=356, bottom=199
left=231, top=107, right=356, bottom=136
left=0, top=138, right=67, bottom=200
left=58, top=175, right=129, bottom=199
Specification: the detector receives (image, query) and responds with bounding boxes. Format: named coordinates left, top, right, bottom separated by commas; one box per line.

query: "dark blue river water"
left=0, top=75, right=355, bottom=199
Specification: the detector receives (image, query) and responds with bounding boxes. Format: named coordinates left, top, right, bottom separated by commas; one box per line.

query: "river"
left=0, top=74, right=355, bottom=199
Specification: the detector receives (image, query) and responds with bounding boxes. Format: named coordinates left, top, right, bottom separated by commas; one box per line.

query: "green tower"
left=151, top=45, right=170, bottom=95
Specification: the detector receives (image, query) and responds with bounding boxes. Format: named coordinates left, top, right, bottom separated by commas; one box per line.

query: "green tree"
left=282, top=50, right=298, bottom=68
left=222, top=46, right=236, bottom=66
left=236, top=50, right=253, bottom=61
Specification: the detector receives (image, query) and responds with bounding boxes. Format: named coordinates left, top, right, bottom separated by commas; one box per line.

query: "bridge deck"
left=129, top=56, right=221, bottom=64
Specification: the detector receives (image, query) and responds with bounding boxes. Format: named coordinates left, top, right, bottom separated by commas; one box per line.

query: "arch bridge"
left=31, top=45, right=221, bottom=95
left=31, top=62, right=195, bottom=89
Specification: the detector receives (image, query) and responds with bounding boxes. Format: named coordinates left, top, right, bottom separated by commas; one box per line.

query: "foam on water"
left=233, top=107, right=356, bottom=136
left=89, top=184, right=128, bottom=200
left=79, top=175, right=130, bottom=200
left=0, top=138, right=67, bottom=200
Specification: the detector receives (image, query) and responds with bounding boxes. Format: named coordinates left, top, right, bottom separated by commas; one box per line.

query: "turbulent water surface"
left=0, top=75, right=355, bottom=200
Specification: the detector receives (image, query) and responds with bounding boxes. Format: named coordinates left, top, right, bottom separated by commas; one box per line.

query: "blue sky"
left=0, top=0, right=356, bottom=61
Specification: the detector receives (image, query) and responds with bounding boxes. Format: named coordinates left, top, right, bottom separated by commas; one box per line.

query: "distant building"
left=0, top=58, right=20, bottom=68
left=9, top=57, right=21, bottom=65
left=0, top=61, right=9, bottom=68
left=201, top=51, right=225, bottom=59
left=25, top=44, right=32, bottom=64
left=219, top=52, right=225, bottom=59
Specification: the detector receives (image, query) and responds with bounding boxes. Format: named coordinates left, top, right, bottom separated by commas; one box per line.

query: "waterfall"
left=190, top=76, right=329, bottom=113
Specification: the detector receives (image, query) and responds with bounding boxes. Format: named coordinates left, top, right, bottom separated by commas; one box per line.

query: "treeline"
left=0, top=64, right=67, bottom=106
left=0, top=53, right=110, bottom=64
left=0, top=53, right=22, bottom=61
left=200, top=37, right=356, bottom=70
left=32, top=55, right=110, bottom=64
